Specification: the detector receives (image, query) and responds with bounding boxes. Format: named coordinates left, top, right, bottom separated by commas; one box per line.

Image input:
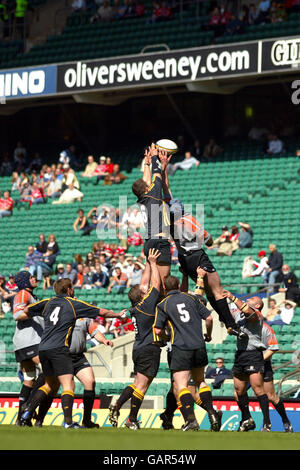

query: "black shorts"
left=39, top=346, right=74, bottom=377
left=232, top=350, right=265, bottom=377
left=132, top=344, right=161, bottom=378
left=169, top=345, right=208, bottom=372
left=15, top=344, right=40, bottom=363
left=71, top=353, right=91, bottom=376
left=144, top=238, right=171, bottom=265
left=167, top=349, right=197, bottom=385
left=263, top=360, right=274, bottom=382
left=178, top=249, right=216, bottom=281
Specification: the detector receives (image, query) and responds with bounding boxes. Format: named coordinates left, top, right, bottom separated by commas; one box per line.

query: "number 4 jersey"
left=154, top=290, right=211, bottom=350
left=26, top=294, right=100, bottom=351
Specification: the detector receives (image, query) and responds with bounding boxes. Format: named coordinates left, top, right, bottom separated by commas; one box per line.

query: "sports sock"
left=164, top=389, right=178, bottom=419
left=82, top=389, right=95, bottom=424
left=272, top=398, right=290, bottom=424
left=61, top=390, right=74, bottom=425
left=237, top=393, right=251, bottom=421
left=215, top=298, right=237, bottom=329
left=178, top=388, right=196, bottom=423
left=128, top=387, right=144, bottom=421
left=257, top=394, right=271, bottom=425
left=36, top=394, right=54, bottom=424
left=17, top=384, right=33, bottom=419
left=198, top=385, right=215, bottom=413
left=24, top=385, right=49, bottom=417
left=115, top=384, right=136, bottom=410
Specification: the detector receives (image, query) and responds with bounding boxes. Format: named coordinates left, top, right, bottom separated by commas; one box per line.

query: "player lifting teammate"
left=109, top=248, right=163, bottom=430
left=153, top=274, right=221, bottom=432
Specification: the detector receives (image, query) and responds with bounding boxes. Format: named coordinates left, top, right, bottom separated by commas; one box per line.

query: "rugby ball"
left=156, top=139, right=178, bottom=155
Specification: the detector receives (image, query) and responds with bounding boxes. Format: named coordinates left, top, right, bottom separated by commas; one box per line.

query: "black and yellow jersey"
left=138, top=175, right=170, bottom=240
left=26, top=294, right=100, bottom=351
left=154, top=290, right=211, bottom=351
left=131, top=286, right=160, bottom=352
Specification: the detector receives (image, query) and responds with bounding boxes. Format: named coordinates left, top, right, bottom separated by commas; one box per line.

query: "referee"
left=153, top=274, right=221, bottom=431
left=19, top=278, right=125, bottom=428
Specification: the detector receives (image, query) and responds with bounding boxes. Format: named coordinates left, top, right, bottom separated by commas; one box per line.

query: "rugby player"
left=160, top=156, right=246, bottom=339
left=154, top=274, right=221, bottom=431
left=159, top=267, right=222, bottom=431
left=223, top=291, right=272, bottom=432
left=13, top=271, right=45, bottom=425
left=109, top=248, right=163, bottom=430
left=18, top=278, right=125, bottom=428
left=260, top=322, right=293, bottom=432
left=132, top=144, right=172, bottom=291
left=28, top=317, right=114, bottom=428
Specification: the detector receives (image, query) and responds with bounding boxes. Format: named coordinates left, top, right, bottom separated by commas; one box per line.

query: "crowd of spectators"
left=207, top=221, right=253, bottom=257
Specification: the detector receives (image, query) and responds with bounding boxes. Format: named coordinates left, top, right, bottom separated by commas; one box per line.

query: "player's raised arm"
left=142, top=146, right=152, bottom=187
left=148, top=248, right=161, bottom=292
left=223, top=290, right=260, bottom=318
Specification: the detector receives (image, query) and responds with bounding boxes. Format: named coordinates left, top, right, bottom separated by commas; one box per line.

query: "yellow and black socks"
left=116, top=384, right=136, bottom=410
left=178, top=388, right=196, bottom=423
left=197, top=385, right=215, bottom=413
left=61, top=390, right=74, bottom=425
left=129, top=387, right=145, bottom=421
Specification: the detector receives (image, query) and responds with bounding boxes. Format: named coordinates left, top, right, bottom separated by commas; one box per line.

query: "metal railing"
left=85, top=349, right=112, bottom=377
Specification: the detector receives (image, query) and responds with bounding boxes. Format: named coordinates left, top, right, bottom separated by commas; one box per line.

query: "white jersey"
left=13, top=289, right=44, bottom=352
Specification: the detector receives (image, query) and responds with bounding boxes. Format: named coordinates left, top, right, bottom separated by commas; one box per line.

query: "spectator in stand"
left=225, top=13, right=244, bottom=35
left=28, top=182, right=45, bottom=204
left=264, top=244, right=283, bottom=293
left=219, top=3, right=231, bottom=31
left=124, top=0, right=136, bottom=18
left=265, top=133, right=284, bottom=155
left=47, top=234, right=60, bottom=255
left=59, top=144, right=78, bottom=168
left=5, top=274, right=18, bottom=295
left=126, top=260, right=144, bottom=288
left=93, top=156, right=109, bottom=184
left=205, top=357, right=232, bottom=389
left=240, top=4, right=250, bottom=25
left=85, top=251, right=96, bottom=269
left=0, top=190, right=14, bottom=218
left=266, top=300, right=297, bottom=326
left=248, top=3, right=260, bottom=24
left=36, top=233, right=48, bottom=254
left=111, top=316, right=134, bottom=338
left=105, top=156, right=114, bottom=174
left=202, top=138, right=223, bottom=160
left=56, top=263, right=66, bottom=281
left=82, top=265, right=94, bottom=289
left=90, top=0, right=113, bottom=22
left=27, top=152, right=42, bottom=174
left=52, top=182, right=84, bottom=204
left=99, top=254, right=110, bottom=275
left=264, top=298, right=281, bottom=322
left=135, top=0, right=145, bottom=16
left=11, top=172, right=22, bottom=192
left=248, top=122, right=269, bottom=141
left=168, top=151, right=200, bottom=175
left=46, top=169, right=63, bottom=199
left=248, top=250, right=269, bottom=279
left=256, top=0, right=271, bottom=23
left=24, top=245, right=42, bottom=275
left=72, top=0, right=86, bottom=11
left=269, top=1, right=287, bottom=22
left=128, top=230, right=144, bottom=247
left=229, top=225, right=240, bottom=251
left=13, top=141, right=27, bottom=163
left=61, top=164, right=80, bottom=190
left=0, top=154, right=13, bottom=176
left=210, top=228, right=234, bottom=256
left=36, top=248, right=57, bottom=289
left=207, top=6, right=221, bottom=34
left=107, top=266, right=127, bottom=293
left=278, top=264, right=300, bottom=305
left=237, top=221, right=253, bottom=248
left=73, top=208, right=89, bottom=233
left=0, top=275, right=13, bottom=317
left=193, top=139, right=202, bottom=159
left=103, top=163, right=127, bottom=185
left=286, top=0, right=300, bottom=14
left=73, top=263, right=84, bottom=289
left=64, top=263, right=78, bottom=284
left=81, top=155, right=98, bottom=178
left=92, top=264, right=108, bottom=289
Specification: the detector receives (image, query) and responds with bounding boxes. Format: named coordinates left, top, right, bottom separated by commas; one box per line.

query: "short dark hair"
left=53, top=278, right=73, bottom=295
left=132, top=179, right=147, bottom=198
left=128, top=285, right=142, bottom=305
left=164, top=275, right=180, bottom=292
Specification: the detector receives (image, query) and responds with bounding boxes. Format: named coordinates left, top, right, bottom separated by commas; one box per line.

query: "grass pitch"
left=0, top=426, right=299, bottom=451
